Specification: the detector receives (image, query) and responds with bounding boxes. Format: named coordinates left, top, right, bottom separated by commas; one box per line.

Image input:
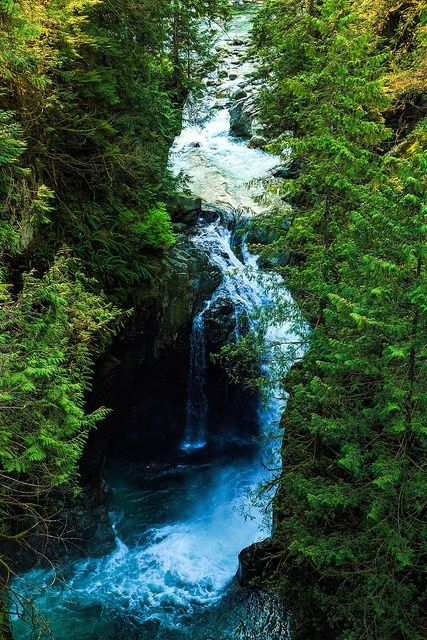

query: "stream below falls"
left=12, top=9, right=299, bottom=640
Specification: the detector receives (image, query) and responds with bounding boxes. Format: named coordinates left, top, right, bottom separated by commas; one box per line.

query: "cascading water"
left=182, top=313, right=208, bottom=451
left=12, top=8, right=299, bottom=640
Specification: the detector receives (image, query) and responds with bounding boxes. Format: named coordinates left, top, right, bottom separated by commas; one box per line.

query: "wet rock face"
left=204, top=296, right=236, bottom=344
left=237, top=538, right=282, bottom=587
left=229, top=99, right=254, bottom=137
left=228, top=88, right=261, bottom=141
left=271, top=157, right=299, bottom=179
left=12, top=482, right=116, bottom=571
left=170, top=193, right=202, bottom=224
left=164, top=233, right=223, bottom=337
left=86, top=231, right=224, bottom=462
left=58, top=485, right=116, bottom=559
left=231, top=87, right=248, bottom=100
left=204, top=294, right=251, bottom=346
left=249, top=135, right=267, bottom=149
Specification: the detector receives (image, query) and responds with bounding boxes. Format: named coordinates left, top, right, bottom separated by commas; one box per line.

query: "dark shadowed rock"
left=85, top=231, right=224, bottom=463
left=59, top=487, right=116, bottom=558
left=237, top=537, right=282, bottom=587
left=170, top=193, right=202, bottom=224
left=204, top=296, right=238, bottom=344
left=12, top=482, right=116, bottom=571
left=231, top=87, right=248, bottom=100
left=271, top=157, right=299, bottom=179
left=249, top=135, right=267, bottom=149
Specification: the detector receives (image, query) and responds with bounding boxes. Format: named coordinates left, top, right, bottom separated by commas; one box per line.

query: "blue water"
left=12, top=458, right=289, bottom=640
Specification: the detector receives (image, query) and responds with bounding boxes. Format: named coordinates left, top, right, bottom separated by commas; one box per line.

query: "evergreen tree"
left=252, top=0, right=427, bottom=637
left=0, top=254, right=121, bottom=635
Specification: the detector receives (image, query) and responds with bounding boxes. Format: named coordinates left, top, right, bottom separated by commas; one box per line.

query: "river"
left=12, top=8, right=298, bottom=640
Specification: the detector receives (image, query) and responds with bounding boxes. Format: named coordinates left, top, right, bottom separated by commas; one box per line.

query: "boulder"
left=229, top=100, right=253, bottom=137
left=248, top=135, right=267, bottom=149
left=243, top=97, right=257, bottom=117
left=172, top=222, right=187, bottom=234
left=271, top=157, right=299, bottom=179
left=215, top=43, right=230, bottom=53
left=228, top=70, right=239, bottom=80
left=237, top=538, right=282, bottom=587
left=13, top=482, right=116, bottom=570
left=203, top=202, right=238, bottom=230
left=231, top=88, right=248, bottom=100
left=252, top=120, right=266, bottom=136
left=170, top=193, right=202, bottom=224
left=62, top=498, right=116, bottom=558
left=204, top=297, right=239, bottom=345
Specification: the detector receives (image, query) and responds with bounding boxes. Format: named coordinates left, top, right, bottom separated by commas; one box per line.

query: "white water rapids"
left=12, top=9, right=301, bottom=640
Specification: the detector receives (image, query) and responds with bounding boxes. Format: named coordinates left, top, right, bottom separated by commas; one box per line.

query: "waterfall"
left=182, top=313, right=209, bottom=451
left=12, top=9, right=295, bottom=640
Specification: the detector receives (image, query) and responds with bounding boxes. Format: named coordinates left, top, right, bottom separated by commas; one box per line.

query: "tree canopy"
left=251, top=1, right=426, bottom=638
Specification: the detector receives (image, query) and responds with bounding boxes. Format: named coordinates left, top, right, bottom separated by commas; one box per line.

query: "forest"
left=0, top=0, right=426, bottom=639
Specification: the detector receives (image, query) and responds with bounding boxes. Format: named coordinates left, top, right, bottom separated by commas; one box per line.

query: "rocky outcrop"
left=203, top=295, right=246, bottom=345
left=229, top=99, right=254, bottom=137
left=56, top=484, right=116, bottom=559
left=85, top=227, right=224, bottom=463
left=237, top=537, right=282, bottom=587
left=204, top=294, right=251, bottom=346
left=249, top=134, right=267, bottom=149
left=231, top=87, right=248, bottom=100
left=12, top=482, right=116, bottom=572
left=154, top=231, right=223, bottom=349
left=169, top=193, right=202, bottom=224
left=204, top=296, right=237, bottom=344
left=271, top=156, right=299, bottom=179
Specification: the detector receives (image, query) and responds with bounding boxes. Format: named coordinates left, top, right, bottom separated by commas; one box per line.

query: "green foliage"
left=167, top=0, right=231, bottom=97
left=0, top=0, right=229, bottom=297
left=0, top=253, right=121, bottom=485
left=253, top=1, right=427, bottom=638
left=0, top=112, right=26, bottom=167
left=132, top=203, right=176, bottom=250
left=0, top=253, right=122, bottom=630
left=0, top=0, right=230, bottom=630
